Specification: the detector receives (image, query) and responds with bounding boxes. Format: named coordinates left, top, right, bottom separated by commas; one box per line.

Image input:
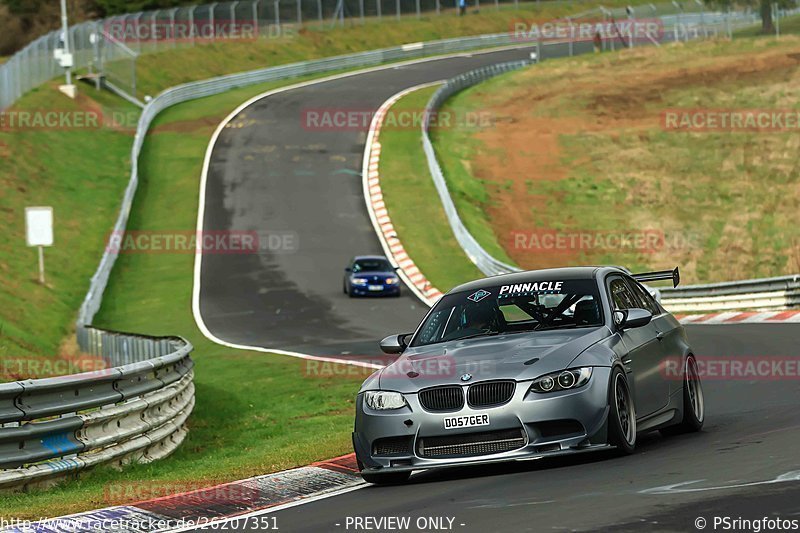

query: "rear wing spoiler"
left=632, top=267, right=680, bottom=288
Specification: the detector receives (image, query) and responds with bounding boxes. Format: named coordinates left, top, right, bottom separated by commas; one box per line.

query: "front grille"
left=467, top=380, right=515, bottom=408
left=419, top=386, right=464, bottom=412
left=373, top=436, right=413, bottom=456
left=418, top=428, right=527, bottom=458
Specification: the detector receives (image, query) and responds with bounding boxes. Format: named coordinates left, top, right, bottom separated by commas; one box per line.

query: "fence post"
left=567, top=17, right=573, bottom=56
left=189, top=6, right=197, bottom=47
left=317, top=0, right=323, bottom=23
left=275, top=0, right=281, bottom=31
left=210, top=3, right=218, bottom=42
left=417, top=0, right=421, bottom=18
left=297, top=0, right=302, bottom=25
left=436, top=0, right=440, bottom=15
left=377, top=0, right=382, bottom=20
left=396, top=0, right=401, bottom=20
left=360, top=0, right=365, bottom=23
left=171, top=8, right=179, bottom=48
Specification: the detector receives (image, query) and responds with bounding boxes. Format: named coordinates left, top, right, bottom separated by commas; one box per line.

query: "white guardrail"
left=420, top=22, right=800, bottom=314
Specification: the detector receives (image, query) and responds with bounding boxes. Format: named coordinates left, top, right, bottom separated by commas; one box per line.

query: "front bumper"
left=353, top=367, right=612, bottom=475
left=349, top=283, right=401, bottom=296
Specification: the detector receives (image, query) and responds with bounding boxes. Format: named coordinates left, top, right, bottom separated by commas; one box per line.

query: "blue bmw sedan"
left=344, top=255, right=402, bottom=297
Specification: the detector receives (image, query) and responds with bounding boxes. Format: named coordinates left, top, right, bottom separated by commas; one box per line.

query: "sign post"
left=25, top=207, right=54, bottom=285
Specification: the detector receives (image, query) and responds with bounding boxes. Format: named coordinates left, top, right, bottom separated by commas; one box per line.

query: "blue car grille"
left=467, top=381, right=515, bottom=408
left=418, top=386, right=464, bottom=412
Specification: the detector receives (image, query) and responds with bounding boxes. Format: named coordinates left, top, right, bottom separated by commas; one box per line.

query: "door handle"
left=656, top=331, right=666, bottom=341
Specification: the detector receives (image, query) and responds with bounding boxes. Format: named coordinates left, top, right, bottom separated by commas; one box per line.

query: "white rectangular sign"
left=25, top=206, right=54, bottom=247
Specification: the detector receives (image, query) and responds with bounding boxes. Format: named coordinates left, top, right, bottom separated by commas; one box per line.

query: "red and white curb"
left=676, top=310, right=800, bottom=325
left=3, top=455, right=362, bottom=532
left=362, top=83, right=445, bottom=308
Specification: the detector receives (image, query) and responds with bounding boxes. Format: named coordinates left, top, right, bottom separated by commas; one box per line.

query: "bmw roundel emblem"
left=460, top=373, right=472, bottom=382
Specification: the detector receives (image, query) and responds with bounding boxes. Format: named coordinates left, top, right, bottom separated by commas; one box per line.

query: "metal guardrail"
left=420, top=15, right=800, bottom=311
left=422, top=59, right=533, bottom=277
left=0, top=329, right=193, bottom=490
left=659, top=275, right=800, bottom=313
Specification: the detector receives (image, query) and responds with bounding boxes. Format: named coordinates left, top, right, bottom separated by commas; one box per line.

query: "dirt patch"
left=465, top=39, right=800, bottom=280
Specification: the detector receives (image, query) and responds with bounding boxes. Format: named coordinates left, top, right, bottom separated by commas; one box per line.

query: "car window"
left=412, top=279, right=603, bottom=347
left=628, top=279, right=661, bottom=316
left=353, top=259, right=391, bottom=272
left=608, top=277, right=640, bottom=311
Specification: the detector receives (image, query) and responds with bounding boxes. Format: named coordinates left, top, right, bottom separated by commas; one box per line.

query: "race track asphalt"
left=197, top=46, right=539, bottom=359
left=262, top=323, right=800, bottom=532
left=195, top=47, right=800, bottom=532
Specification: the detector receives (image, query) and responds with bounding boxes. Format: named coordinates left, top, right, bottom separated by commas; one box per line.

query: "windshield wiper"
left=451, top=330, right=501, bottom=341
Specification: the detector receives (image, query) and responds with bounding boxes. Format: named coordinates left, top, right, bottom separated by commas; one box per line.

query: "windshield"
left=352, top=258, right=392, bottom=273
left=411, top=278, right=604, bottom=347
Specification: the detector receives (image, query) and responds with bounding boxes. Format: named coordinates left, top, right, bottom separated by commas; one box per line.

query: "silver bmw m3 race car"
left=353, top=266, right=704, bottom=484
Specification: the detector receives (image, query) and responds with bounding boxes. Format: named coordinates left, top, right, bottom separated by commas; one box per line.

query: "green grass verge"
left=427, top=36, right=800, bottom=283
left=431, top=86, right=518, bottom=266
left=734, top=13, right=800, bottom=37
left=0, top=85, right=138, bottom=373
left=0, top=75, right=374, bottom=520
left=378, top=85, right=485, bottom=291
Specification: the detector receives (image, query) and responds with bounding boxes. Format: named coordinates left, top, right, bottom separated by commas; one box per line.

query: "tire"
left=661, top=355, right=704, bottom=436
left=361, top=471, right=411, bottom=485
left=608, top=367, right=636, bottom=454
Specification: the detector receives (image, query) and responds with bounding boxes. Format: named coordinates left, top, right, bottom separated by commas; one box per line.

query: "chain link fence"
left=4, top=0, right=797, bottom=111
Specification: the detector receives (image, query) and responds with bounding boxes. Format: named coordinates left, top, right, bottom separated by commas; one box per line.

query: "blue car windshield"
left=411, top=279, right=604, bottom=347
left=353, top=259, right=392, bottom=273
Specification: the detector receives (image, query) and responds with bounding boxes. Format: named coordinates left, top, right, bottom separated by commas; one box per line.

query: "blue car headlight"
left=385, top=277, right=399, bottom=285
left=530, top=367, right=592, bottom=393
left=351, top=277, right=369, bottom=285
left=364, top=391, right=407, bottom=410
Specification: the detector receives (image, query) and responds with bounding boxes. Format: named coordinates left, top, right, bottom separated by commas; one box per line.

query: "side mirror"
left=379, top=333, right=412, bottom=354
left=614, top=308, right=652, bottom=330
left=345, top=267, right=352, bottom=272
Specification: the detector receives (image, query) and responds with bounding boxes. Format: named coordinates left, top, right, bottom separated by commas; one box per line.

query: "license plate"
left=368, top=285, right=383, bottom=291
left=443, top=413, right=490, bottom=430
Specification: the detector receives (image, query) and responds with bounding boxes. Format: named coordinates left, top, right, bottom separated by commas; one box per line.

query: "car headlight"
left=351, top=277, right=368, bottom=285
left=364, top=391, right=407, bottom=410
left=385, top=277, right=399, bottom=285
left=530, top=367, right=592, bottom=393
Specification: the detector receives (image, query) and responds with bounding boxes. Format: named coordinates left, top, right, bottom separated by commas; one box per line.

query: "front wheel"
left=361, top=471, right=411, bottom=485
left=608, top=367, right=636, bottom=454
